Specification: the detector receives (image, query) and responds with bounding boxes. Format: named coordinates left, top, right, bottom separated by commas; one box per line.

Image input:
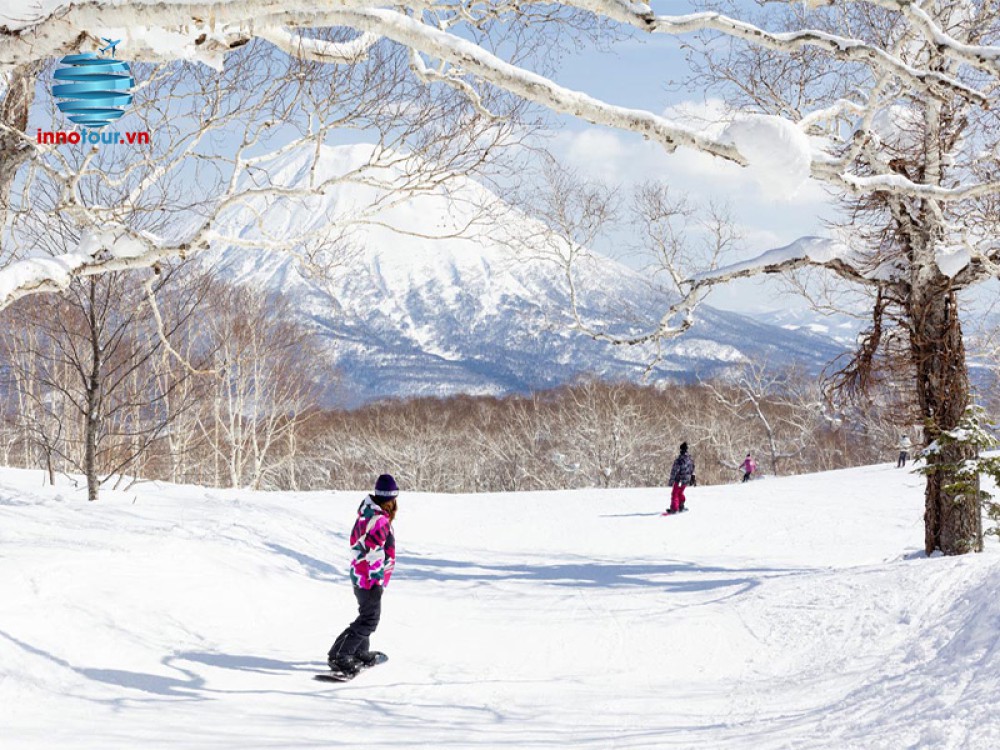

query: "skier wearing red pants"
left=665, top=442, right=695, bottom=515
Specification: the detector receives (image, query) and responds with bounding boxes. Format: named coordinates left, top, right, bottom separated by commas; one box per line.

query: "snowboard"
left=314, top=653, right=388, bottom=683
left=661, top=508, right=689, bottom=516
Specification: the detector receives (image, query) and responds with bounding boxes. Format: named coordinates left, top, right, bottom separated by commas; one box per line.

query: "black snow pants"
left=329, top=585, right=383, bottom=660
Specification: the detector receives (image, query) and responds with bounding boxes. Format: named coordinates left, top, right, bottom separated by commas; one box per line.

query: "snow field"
left=1, top=463, right=999, bottom=749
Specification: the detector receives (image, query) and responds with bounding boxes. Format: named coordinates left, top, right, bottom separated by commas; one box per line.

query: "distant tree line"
left=299, top=373, right=917, bottom=493
left=0, top=268, right=954, bottom=498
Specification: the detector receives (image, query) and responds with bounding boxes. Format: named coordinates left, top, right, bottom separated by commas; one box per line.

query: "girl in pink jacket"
left=327, top=473, right=397, bottom=677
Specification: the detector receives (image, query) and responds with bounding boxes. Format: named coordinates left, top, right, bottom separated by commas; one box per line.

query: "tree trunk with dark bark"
left=910, top=283, right=981, bottom=555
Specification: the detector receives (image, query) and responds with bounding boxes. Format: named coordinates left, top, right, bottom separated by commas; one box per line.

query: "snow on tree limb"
left=8, top=1, right=996, bottom=204
left=688, top=237, right=878, bottom=289
left=808, top=0, right=1000, bottom=76
left=0, top=1, right=387, bottom=67
left=2, top=2, right=998, bottom=200
left=563, top=0, right=988, bottom=104
left=0, top=234, right=207, bottom=307
left=822, top=168, right=1000, bottom=202
left=258, top=28, right=379, bottom=64
left=327, top=8, right=746, bottom=164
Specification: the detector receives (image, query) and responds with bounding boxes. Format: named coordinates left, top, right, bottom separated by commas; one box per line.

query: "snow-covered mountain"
left=208, top=144, right=845, bottom=406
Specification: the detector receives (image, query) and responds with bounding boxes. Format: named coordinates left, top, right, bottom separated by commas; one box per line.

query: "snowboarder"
left=665, top=442, right=695, bottom=515
left=327, top=473, right=398, bottom=678
left=740, top=453, right=757, bottom=483
left=897, top=435, right=912, bottom=468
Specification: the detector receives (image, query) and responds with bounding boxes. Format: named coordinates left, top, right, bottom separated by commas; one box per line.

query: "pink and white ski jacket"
left=349, top=497, right=396, bottom=589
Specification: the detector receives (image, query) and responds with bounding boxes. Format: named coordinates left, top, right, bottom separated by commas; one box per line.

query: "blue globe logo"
left=52, top=53, right=134, bottom=129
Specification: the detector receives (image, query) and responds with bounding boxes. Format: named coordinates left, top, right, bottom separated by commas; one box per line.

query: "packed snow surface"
left=2, top=463, right=999, bottom=749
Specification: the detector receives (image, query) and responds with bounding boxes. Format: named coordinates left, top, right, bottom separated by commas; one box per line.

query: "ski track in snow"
left=1, top=464, right=999, bottom=749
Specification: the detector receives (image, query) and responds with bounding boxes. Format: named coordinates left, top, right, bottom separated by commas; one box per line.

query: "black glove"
left=690, top=474, right=698, bottom=487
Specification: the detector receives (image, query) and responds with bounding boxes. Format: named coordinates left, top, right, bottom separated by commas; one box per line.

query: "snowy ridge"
left=206, top=144, right=844, bottom=406
left=1, top=462, right=999, bottom=748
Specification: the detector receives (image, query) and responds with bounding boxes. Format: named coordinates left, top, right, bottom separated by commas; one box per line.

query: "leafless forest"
left=2, top=267, right=976, bottom=497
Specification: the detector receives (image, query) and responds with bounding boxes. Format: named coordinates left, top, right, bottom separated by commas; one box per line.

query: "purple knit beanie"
left=373, top=473, right=399, bottom=499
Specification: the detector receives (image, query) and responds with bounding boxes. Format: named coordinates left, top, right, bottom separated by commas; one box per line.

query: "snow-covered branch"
left=564, top=0, right=987, bottom=104
left=328, top=8, right=746, bottom=164
left=822, top=169, right=1000, bottom=203
left=0, top=231, right=209, bottom=308
left=808, top=0, right=1000, bottom=76
left=258, top=28, right=379, bottom=64
left=688, top=237, right=879, bottom=290
left=5, top=0, right=1000, bottom=206
left=0, top=1, right=386, bottom=67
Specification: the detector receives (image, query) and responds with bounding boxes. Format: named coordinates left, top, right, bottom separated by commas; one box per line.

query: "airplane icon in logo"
left=100, top=38, right=121, bottom=57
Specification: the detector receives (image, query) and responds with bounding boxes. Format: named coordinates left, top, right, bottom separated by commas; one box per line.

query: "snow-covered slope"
left=2, top=463, right=999, bottom=749
left=206, top=145, right=843, bottom=406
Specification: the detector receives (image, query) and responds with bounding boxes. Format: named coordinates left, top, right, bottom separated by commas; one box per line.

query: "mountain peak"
left=207, top=143, right=844, bottom=406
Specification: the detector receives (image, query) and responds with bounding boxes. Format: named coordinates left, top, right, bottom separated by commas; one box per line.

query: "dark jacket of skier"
left=669, top=451, right=695, bottom=487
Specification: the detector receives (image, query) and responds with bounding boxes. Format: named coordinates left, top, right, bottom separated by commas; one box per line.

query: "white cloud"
left=560, top=129, right=631, bottom=182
